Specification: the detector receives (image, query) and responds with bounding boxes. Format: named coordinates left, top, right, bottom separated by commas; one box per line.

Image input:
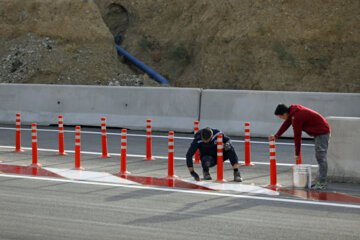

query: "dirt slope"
left=1, top=0, right=359, bottom=91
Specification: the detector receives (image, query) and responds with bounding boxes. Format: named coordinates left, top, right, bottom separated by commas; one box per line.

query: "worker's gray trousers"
left=314, top=134, right=330, bottom=183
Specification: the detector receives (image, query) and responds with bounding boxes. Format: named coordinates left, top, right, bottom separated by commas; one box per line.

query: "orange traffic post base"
left=268, top=136, right=281, bottom=188
left=166, top=131, right=178, bottom=179
left=57, top=115, right=68, bottom=156
left=100, top=117, right=110, bottom=158
left=144, top=119, right=156, bottom=160
left=119, top=129, right=131, bottom=174
left=73, top=126, right=84, bottom=170
left=193, top=121, right=201, bottom=164
left=14, top=113, right=24, bottom=152
left=242, top=122, right=254, bottom=166
left=216, top=134, right=227, bottom=183
left=30, top=123, right=42, bottom=167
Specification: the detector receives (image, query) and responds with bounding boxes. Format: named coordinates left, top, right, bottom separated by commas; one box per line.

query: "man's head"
left=201, top=127, right=213, bottom=143
left=274, top=104, right=290, bottom=120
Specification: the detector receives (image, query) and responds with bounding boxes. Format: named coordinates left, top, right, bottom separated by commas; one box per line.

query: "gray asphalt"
left=0, top=124, right=360, bottom=240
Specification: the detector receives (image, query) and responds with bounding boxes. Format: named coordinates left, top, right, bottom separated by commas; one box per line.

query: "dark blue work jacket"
left=186, top=128, right=230, bottom=168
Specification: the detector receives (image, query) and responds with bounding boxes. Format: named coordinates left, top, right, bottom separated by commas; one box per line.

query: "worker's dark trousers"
left=315, top=134, right=330, bottom=183
left=201, top=148, right=239, bottom=172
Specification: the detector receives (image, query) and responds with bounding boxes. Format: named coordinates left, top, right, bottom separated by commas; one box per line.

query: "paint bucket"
left=292, top=164, right=312, bottom=189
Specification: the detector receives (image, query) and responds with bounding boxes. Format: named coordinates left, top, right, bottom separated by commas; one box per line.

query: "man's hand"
left=268, top=135, right=276, bottom=141
left=294, top=155, right=300, bottom=162
left=224, top=141, right=232, bottom=151
left=190, top=170, right=200, bottom=181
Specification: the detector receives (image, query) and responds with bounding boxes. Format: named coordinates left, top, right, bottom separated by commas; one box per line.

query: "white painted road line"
left=0, top=145, right=318, bottom=167
left=0, top=173, right=359, bottom=209
left=0, top=127, right=315, bottom=146
left=43, top=167, right=140, bottom=185
left=182, top=179, right=279, bottom=196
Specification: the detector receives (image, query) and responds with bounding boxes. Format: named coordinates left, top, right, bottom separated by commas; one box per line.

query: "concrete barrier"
left=0, top=84, right=201, bottom=132
left=199, top=89, right=360, bottom=137
left=1, top=84, right=360, bottom=137
left=327, top=117, right=360, bottom=183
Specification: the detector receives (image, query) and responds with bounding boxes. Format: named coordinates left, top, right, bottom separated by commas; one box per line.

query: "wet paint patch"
left=0, top=164, right=64, bottom=178
left=277, top=188, right=360, bottom=204
left=113, top=174, right=214, bottom=191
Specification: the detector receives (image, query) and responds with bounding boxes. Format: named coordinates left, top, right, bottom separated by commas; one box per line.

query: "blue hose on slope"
left=114, top=35, right=170, bottom=85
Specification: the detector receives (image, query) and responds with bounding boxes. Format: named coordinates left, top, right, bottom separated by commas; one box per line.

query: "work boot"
left=311, top=182, right=327, bottom=190
left=234, top=170, right=243, bottom=182
left=203, top=170, right=212, bottom=180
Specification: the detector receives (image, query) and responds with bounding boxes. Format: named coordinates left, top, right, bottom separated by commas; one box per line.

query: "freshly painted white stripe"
left=44, top=166, right=278, bottom=196
left=0, top=145, right=318, bottom=167
left=0, top=127, right=315, bottom=146
left=0, top=173, right=358, bottom=209
left=182, top=179, right=279, bottom=196
left=43, top=167, right=139, bottom=185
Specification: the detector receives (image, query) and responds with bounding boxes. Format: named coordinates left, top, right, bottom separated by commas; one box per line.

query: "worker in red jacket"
left=270, top=104, right=331, bottom=190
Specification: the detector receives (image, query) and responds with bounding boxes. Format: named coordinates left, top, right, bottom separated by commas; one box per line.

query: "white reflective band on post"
left=218, top=153, right=223, bottom=156
left=75, top=142, right=81, bottom=146
left=101, top=126, right=106, bottom=130
left=217, top=145, right=223, bottom=149
left=31, top=132, right=37, bottom=136
left=75, top=135, right=81, bottom=140
left=32, top=139, right=37, bottom=143
left=121, top=139, right=127, bottom=143
left=121, top=146, right=126, bottom=149
left=168, top=149, right=174, bottom=153
left=270, top=156, right=276, bottom=160
left=168, top=142, right=174, bottom=146
left=269, top=148, right=275, bottom=152
left=59, top=124, right=63, bottom=128
left=147, top=127, right=152, bottom=132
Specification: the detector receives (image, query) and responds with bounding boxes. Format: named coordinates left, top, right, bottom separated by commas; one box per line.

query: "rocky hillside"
left=1, top=0, right=359, bottom=92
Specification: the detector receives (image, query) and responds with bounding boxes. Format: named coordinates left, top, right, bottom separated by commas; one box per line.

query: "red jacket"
left=275, top=104, right=330, bottom=155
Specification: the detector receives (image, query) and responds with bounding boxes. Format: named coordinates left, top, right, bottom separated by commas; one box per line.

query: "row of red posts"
left=12, top=113, right=297, bottom=186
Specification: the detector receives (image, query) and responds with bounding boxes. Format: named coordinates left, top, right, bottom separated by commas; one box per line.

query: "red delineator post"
left=119, top=129, right=130, bottom=174
left=74, top=126, right=84, bottom=170
left=242, top=122, right=254, bottom=166
left=14, top=113, right=24, bottom=152
left=296, top=151, right=302, bottom=165
left=144, top=119, right=155, bottom=160
left=100, top=117, right=110, bottom=158
left=216, top=134, right=227, bottom=183
left=268, top=136, right=280, bottom=188
left=166, top=131, right=177, bottom=178
left=193, top=121, right=201, bottom=164
left=57, top=115, right=67, bottom=155
left=30, top=123, right=41, bottom=167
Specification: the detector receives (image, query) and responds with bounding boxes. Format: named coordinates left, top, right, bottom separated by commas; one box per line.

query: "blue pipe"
left=114, top=36, right=170, bottom=85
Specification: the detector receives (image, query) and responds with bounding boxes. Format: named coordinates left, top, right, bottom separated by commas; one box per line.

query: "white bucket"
left=292, top=164, right=312, bottom=189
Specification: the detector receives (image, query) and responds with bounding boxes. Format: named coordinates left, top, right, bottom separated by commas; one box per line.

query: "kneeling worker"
left=186, top=127, right=243, bottom=182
